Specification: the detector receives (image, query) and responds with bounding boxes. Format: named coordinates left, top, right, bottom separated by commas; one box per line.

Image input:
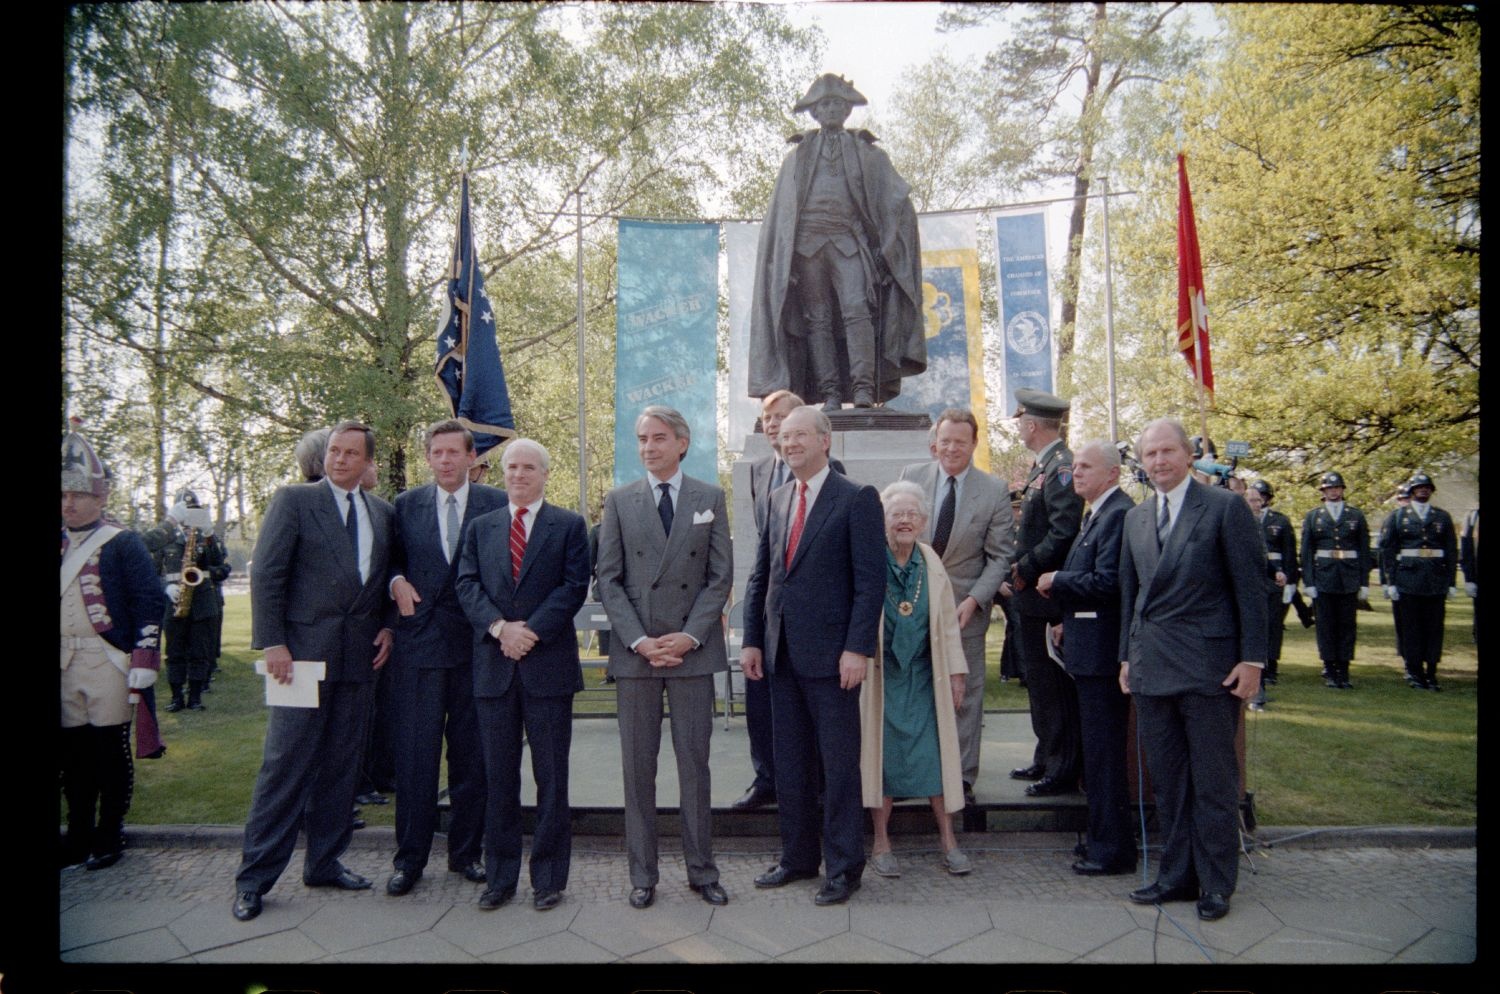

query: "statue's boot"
left=844, top=314, right=877, bottom=406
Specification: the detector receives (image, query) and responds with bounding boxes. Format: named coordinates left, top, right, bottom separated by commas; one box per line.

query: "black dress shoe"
left=1197, top=892, right=1231, bottom=920
left=450, top=860, right=486, bottom=883
left=355, top=791, right=389, bottom=805
left=1129, top=881, right=1197, bottom=905
left=386, top=870, right=420, bottom=896
left=1025, top=776, right=1077, bottom=797
left=187, top=700, right=206, bottom=711
left=1428, top=679, right=1443, bottom=692
left=813, top=875, right=861, bottom=906
left=477, top=886, right=515, bottom=910
left=351, top=817, right=366, bottom=830
left=533, top=889, right=562, bottom=911
left=1072, top=858, right=1136, bottom=876
left=754, top=865, right=819, bottom=889
left=1073, top=841, right=1089, bottom=858
left=164, top=698, right=184, bottom=713
left=232, top=891, right=263, bottom=921
left=731, top=784, right=777, bottom=810
left=1009, top=763, right=1045, bottom=781
left=85, top=850, right=124, bottom=871
left=305, top=868, right=373, bottom=890
left=629, top=886, right=655, bottom=909
left=691, top=881, right=729, bottom=905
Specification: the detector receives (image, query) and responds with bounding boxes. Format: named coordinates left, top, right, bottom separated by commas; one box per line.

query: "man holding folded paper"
left=232, top=421, right=396, bottom=922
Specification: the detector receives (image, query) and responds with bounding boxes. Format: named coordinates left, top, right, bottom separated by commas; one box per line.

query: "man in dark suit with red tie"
left=383, top=420, right=507, bottom=896
left=1037, top=440, right=1136, bottom=876
left=456, top=438, right=590, bottom=912
left=1117, top=419, right=1266, bottom=922
left=741, top=405, right=885, bottom=906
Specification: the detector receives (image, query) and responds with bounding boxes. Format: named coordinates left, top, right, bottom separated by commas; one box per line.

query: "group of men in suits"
left=234, top=421, right=590, bottom=921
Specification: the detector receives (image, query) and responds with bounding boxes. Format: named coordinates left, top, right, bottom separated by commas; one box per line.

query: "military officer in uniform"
left=1379, top=473, right=1458, bottom=691
left=1376, top=483, right=1413, bottom=680
left=143, top=490, right=230, bottom=713
left=1460, top=507, right=1478, bottom=649
left=1244, top=480, right=1296, bottom=711
left=1300, top=472, right=1372, bottom=689
left=1001, top=389, right=1084, bottom=796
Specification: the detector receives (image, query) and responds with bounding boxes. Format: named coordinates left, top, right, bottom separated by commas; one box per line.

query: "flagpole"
left=576, top=185, right=588, bottom=520
left=1100, top=174, right=1119, bottom=445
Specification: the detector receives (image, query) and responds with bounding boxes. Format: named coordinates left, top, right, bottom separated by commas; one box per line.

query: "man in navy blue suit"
left=1037, top=440, right=1137, bottom=876
left=741, top=406, right=885, bottom=905
left=456, top=438, right=590, bottom=912
left=383, top=420, right=508, bottom=896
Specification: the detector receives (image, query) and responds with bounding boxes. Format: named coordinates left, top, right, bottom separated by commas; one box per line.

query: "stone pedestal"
left=729, top=421, right=934, bottom=604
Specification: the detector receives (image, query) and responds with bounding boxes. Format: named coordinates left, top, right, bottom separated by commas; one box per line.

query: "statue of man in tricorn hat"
left=749, top=73, right=926, bottom=411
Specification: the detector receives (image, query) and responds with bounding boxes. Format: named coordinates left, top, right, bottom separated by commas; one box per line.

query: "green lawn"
left=104, top=592, right=1476, bottom=828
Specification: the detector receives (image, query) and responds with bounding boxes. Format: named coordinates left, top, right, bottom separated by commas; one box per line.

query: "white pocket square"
left=693, top=509, right=714, bottom=524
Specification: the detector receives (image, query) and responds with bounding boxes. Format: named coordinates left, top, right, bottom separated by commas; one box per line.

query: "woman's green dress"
left=881, top=547, right=942, bottom=798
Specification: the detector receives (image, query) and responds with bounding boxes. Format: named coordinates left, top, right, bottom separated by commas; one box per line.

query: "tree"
left=1104, top=4, right=1479, bottom=515
left=940, top=2, right=1203, bottom=398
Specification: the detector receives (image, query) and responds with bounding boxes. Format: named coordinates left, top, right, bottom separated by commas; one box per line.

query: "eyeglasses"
left=886, top=509, right=926, bottom=522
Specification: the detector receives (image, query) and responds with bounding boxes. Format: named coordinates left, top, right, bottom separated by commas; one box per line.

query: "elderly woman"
left=860, top=480, right=972, bottom=877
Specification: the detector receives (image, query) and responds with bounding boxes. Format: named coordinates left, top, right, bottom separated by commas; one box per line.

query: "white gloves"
left=128, top=668, right=158, bottom=690
left=1305, top=586, right=1317, bottom=600
left=1385, top=585, right=1400, bottom=602
left=1358, top=586, right=1370, bottom=602
left=1467, top=582, right=1479, bottom=598
left=1282, top=585, right=1296, bottom=605
left=165, top=582, right=181, bottom=603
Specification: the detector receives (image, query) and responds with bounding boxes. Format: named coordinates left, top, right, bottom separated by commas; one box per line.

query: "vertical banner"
left=614, top=220, right=720, bottom=488
left=888, top=213, right=989, bottom=470
left=725, top=221, right=762, bottom=449
left=994, top=211, right=1054, bottom=417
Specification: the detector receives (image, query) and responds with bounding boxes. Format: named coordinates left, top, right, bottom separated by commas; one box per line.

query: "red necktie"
left=784, top=482, right=808, bottom=571
left=510, top=506, right=528, bottom=582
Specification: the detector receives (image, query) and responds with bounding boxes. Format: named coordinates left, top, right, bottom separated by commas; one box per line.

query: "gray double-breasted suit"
left=596, top=474, right=732, bottom=889
left=237, top=480, right=395, bottom=895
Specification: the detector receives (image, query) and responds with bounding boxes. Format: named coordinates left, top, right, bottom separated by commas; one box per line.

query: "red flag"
left=1176, top=153, right=1214, bottom=398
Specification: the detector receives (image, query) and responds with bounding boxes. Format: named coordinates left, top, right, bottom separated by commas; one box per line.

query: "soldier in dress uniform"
left=1245, top=480, right=1297, bottom=711
left=1460, top=507, right=1478, bottom=649
left=1000, top=388, right=1084, bottom=796
left=1300, top=472, right=1372, bottom=689
left=143, top=490, right=231, bottom=712
left=1376, top=483, right=1413, bottom=680
left=61, top=430, right=167, bottom=869
left=1379, top=473, right=1458, bottom=691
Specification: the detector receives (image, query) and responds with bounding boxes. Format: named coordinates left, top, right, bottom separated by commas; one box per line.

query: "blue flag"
left=435, top=174, right=515, bottom=460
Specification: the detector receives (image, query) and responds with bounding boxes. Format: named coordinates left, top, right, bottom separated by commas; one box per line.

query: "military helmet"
left=1249, top=479, right=1274, bottom=502
left=177, top=488, right=202, bottom=508
left=1407, top=472, right=1435, bottom=492
left=1396, top=483, right=1412, bottom=499
left=1318, top=471, right=1346, bottom=490
left=62, top=428, right=109, bottom=498
left=1190, top=435, right=1217, bottom=460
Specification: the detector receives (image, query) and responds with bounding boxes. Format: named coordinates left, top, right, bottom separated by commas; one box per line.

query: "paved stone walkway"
left=58, top=828, right=1474, bottom=968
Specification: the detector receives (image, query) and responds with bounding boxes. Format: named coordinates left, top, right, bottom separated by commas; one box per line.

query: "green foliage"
left=1104, top=5, right=1479, bottom=514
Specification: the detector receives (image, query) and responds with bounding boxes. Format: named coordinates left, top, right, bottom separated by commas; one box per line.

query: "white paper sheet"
left=254, top=659, right=327, bottom=707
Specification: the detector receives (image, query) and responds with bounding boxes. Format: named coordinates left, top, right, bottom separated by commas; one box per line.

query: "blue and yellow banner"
left=994, top=211, right=1054, bottom=416
left=613, top=220, right=720, bottom=487
left=887, top=214, right=988, bottom=470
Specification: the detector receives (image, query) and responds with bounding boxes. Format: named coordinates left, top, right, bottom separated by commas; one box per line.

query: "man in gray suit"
left=233, top=421, right=396, bottom=922
left=597, top=406, right=733, bottom=909
left=899, top=408, right=1014, bottom=802
left=1118, top=419, right=1266, bottom=922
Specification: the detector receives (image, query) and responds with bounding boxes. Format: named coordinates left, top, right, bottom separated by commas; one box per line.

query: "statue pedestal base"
left=729, top=421, right=934, bottom=601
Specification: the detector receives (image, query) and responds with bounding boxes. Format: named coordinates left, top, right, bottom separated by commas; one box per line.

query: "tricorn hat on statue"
left=62, top=426, right=109, bottom=498
left=793, top=73, right=868, bottom=113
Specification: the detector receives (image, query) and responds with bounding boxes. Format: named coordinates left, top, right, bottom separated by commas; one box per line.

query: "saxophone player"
left=143, top=490, right=230, bottom=713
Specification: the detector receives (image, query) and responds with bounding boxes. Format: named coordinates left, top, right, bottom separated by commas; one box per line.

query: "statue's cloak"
left=747, top=129, right=926, bottom=404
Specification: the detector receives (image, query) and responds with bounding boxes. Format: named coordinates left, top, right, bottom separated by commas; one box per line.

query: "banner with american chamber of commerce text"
left=994, top=211, right=1054, bottom=417
left=614, top=220, right=720, bottom=488
left=886, top=213, right=989, bottom=471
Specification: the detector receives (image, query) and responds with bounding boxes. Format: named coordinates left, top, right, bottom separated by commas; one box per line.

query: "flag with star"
left=435, top=173, right=515, bottom=460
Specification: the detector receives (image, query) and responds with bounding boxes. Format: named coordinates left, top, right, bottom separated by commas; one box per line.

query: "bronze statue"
left=748, top=74, right=926, bottom=411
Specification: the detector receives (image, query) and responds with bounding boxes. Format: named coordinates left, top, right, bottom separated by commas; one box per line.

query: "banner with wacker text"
left=887, top=213, right=989, bottom=471
left=994, top=211, right=1054, bottom=417
left=613, top=220, right=720, bottom=487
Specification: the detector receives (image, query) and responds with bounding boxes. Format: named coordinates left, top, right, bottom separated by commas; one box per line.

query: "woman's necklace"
left=890, top=553, right=923, bottom=617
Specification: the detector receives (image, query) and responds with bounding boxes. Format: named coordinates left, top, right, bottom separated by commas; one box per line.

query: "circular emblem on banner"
left=1006, top=311, right=1049, bottom=356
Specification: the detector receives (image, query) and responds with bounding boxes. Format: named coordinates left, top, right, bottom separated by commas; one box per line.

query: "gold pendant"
left=897, top=601, right=914, bottom=617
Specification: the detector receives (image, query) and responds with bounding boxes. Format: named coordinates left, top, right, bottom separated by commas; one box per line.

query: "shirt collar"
left=647, top=468, right=684, bottom=492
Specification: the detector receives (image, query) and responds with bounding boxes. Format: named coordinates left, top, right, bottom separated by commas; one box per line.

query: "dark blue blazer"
left=1050, top=487, right=1133, bottom=679
left=65, top=526, right=168, bottom=658
left=742, top=468, right=885, bottom=678
left=389, top=482, right=507, bottom=667
left=456, top=502, right=590, bottom=699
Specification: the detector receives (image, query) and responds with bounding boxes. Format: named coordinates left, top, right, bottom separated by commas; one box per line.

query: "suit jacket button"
left=652, top=582, right=659, bottom=589
left=681, top=583, right=688, bottom=590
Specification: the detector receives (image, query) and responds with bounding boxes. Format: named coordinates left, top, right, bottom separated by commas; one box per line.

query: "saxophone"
left=175, top=526, right=204, bottom=618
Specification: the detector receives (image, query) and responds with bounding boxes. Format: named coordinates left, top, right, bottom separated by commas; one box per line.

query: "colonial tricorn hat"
left=1011, top=387, right=1070, bottom=420
left=1318, top=471, right=1346, bottom=490
left=62, top=427, right=109, bottom=498
left=793, top=73, right=868, bottom=113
